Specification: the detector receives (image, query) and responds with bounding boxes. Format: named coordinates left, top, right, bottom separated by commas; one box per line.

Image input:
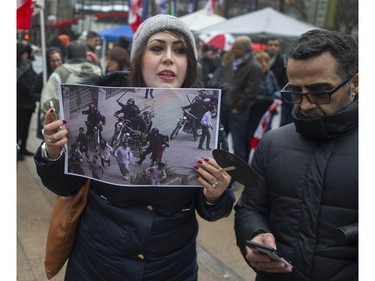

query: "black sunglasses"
left=280, top=75, right=355, bottom=105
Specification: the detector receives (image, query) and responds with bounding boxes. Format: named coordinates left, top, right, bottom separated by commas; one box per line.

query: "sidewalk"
left=17, top=111, right=256, bottom=281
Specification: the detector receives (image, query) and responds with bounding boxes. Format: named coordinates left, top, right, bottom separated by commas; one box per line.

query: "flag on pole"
left=17, top=0, right=34, bottom=30
left=249, top=99, right=282, bottom=158
left=204, top=0, right=215, bottom=13
left=129, top=0, right=142, bottom=32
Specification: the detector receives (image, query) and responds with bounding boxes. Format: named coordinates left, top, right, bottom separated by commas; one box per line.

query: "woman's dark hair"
left=107, top=46, right=130, bottom=71
left=286, top=29, right=358, bottom=79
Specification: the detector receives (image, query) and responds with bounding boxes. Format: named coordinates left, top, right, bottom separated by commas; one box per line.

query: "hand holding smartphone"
left=245, top=240, right=293, bottom=268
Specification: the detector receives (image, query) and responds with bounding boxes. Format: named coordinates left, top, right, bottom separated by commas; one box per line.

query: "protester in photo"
left=198, top=104, right=216, bottom=150
left=88, top=155, right=104, bottom=179
left=35, top=14, right=235, bottom=280
left=234, top=29, right=358, bottom=280
left=146, top=162, right=167, bottom=185
left=99, top=137, right=114, bottom=167
left=113, top=141, right=133, bottom=181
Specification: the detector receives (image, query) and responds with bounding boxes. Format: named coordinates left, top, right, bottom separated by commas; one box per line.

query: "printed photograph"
left=58, top=84, right=221, bottom=187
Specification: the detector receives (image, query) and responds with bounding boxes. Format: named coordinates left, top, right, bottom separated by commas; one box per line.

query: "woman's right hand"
left=43, top=107, right=69, bottom=160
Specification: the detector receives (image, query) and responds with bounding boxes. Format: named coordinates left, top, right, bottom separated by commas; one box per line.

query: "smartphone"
left=245, top=240, right=293, bottom=268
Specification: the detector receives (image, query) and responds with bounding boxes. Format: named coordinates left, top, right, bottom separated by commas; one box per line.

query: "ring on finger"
left=48, top=136, right=54, bottom=143
left=211, top=181, right=219, bottom=189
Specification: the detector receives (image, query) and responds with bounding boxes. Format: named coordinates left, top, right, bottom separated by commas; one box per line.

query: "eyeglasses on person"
left=280, top=75, right=355, bottom=105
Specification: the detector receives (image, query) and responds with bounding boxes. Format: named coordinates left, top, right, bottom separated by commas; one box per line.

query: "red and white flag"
left=17, top=0, right=34, bottom=30
left=249, top=99, right=282, bottom=155
left=204, top=0, right=215, bottom=14
left=129, top=0, right=142, bottom=32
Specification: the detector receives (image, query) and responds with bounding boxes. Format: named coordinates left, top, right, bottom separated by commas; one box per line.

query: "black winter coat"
left=234, top=100, right=358, bottom=281
left=17, top=60, right=38, bottom=110
left=35, top=72, right=235, bottom=281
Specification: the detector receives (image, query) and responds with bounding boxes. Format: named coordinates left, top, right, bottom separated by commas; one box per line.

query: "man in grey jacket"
left=234, top=29, right=358, bottom=280
left=218, top=36, right=263, bottom=163
left=39, top=41, right=102, bottom=123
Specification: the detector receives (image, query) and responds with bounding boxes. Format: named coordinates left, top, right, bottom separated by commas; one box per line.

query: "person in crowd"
left=39, top=40, right=102, bottom=122
left=198, top=44, right=219, bottom=87
left=58, top=34, right=71, bottom=48
left=35, top=14, right=234, bottom=280
left=198, top=104, right=216, bottom=150
left=105, top=46, right=131, bottom=74
left=266, top=37, right=292, bottom=127
left=47, top=35, right=67, bottom=59
left=17, top=42, right=38, bottom=159
left=146, top=162, right=167, bottom=185
left=85, top=30, right=101, bottom=66
left=115, top=35, right=132, bottom=55
left=246, top=50, right=280, bottom=152
left=31, top=47, right=64, bottom=139
left=113, top=141, right=133, bottom=181
left=217, top=35, right=263, bottom=162
left=234, top=29, right=358, bottom=280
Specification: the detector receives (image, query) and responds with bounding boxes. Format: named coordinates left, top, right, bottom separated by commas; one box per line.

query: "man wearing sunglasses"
left=234, top=29, right=358, bottom=281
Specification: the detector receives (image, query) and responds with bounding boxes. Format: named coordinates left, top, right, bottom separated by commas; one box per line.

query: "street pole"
left=36, top=1, right=47, bottom=84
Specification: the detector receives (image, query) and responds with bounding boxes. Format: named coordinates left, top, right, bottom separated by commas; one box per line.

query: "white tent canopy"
left=179, top=9, right=227, bottom=32
left=198, top=7, right=319, bottom=40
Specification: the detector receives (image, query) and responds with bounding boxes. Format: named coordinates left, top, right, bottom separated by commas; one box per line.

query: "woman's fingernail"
left=198, top=159, right=203, bottom=164
left=62, top=119, right=67, bottom=124
left=49, top=108, right=55, bottom=113
left=194, top=165, right=200, bottom=170
left=204, top=157, right=210, bottom=162
left=195, top=175, right=200, bottom=179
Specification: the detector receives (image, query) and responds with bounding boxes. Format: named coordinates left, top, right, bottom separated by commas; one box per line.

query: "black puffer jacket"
left=234, top=100, right=358, bottom=281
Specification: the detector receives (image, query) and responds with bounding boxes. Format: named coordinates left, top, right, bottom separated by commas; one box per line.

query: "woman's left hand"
left=194, top=157, right=232, bottom=203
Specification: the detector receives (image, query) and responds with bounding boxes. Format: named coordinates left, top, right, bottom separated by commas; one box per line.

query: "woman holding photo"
left=35, top=15, right=234, bottom=281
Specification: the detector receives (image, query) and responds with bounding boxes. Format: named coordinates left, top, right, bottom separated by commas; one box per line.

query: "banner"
left=17, top=0, right=34, bottom=30
left=129, top=0, right=142, bottom=32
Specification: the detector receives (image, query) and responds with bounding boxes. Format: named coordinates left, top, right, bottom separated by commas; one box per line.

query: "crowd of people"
left=16, top=12, right=358, bottom=281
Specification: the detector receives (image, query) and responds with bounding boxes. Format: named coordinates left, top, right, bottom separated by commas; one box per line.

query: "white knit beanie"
left=130, top=14, right=198, bottom=64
